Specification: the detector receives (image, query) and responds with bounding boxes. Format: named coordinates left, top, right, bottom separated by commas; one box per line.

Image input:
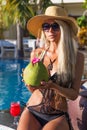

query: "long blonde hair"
left=39, top=20, right=78, bottom=86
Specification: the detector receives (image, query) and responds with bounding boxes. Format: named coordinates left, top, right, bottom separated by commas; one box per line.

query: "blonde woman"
left=17, top=6, right=84, bottom=130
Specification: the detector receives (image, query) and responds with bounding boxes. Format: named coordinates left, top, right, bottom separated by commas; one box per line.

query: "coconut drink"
left=22, top=58, right=49, bottom=87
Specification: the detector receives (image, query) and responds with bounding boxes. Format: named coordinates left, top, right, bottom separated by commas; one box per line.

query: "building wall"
left=63, top=3, right=85, bottom=16
left=3, top=25, right=17, bottom=40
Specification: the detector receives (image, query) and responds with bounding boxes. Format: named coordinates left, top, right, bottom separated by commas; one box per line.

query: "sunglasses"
left=42, top=22, right=60, bottom=31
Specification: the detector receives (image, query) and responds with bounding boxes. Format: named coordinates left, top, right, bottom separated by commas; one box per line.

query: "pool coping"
left=0, top=107, right=24, bottom=129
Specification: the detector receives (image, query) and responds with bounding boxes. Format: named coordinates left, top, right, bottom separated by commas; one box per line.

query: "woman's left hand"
left=26, top=80, right=55, bottom=90
left=40, top=80, right=53, bottom=89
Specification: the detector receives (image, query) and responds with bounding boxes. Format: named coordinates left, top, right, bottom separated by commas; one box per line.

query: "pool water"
left=0, top=59, right=31, bottom=110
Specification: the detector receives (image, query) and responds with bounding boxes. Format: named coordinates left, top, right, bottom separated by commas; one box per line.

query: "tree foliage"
left=32, top=0, right=53, bottom=15
left=3, top=0, right=34, bottom=28
left=3, top=0, right=53, bottom=29
left=83, top=0, right=87, bottom=9
left=1, top=0, right=53, bottom=57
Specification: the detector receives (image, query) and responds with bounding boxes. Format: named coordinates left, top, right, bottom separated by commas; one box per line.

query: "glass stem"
left=13, top=116, right=18, bottom=125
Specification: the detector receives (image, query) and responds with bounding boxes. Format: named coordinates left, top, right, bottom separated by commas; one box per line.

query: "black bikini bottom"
left=27, top=106, right=73, bottom=130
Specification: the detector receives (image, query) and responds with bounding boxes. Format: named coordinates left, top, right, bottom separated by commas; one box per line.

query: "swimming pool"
left=0, top=59, right=31, bottom=110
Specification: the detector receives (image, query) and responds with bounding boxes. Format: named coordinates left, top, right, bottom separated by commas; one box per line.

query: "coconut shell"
left=23, top=61, right=49, bottom=87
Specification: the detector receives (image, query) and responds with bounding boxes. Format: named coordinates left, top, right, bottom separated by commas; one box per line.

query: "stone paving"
left=0, top=107, right=24, bottom=130
left=0, top=111, right=17, bottom=129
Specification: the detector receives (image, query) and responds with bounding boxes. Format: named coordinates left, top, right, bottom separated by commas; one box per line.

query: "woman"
left=17, top=6, right=84, bottom=130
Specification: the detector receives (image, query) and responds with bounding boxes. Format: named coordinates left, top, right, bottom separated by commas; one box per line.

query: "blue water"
left=0, top=59, right=31, bottom=110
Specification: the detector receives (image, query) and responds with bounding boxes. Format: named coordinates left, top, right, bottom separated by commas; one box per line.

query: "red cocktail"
left=10, top=102, right=21, bottom=125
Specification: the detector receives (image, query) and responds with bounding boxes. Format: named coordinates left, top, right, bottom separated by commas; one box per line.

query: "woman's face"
left=42, top=19, right=61, bottom=43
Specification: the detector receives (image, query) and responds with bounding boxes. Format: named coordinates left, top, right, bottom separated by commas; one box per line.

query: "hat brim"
left=27, top=15, right=78, bottom=38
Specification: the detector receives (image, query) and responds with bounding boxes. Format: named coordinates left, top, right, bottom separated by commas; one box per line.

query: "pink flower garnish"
left=32, top=58, right=40, bottom=64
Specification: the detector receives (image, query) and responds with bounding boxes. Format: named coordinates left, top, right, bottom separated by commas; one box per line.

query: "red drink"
left=10, top=102, right=21, bottom=117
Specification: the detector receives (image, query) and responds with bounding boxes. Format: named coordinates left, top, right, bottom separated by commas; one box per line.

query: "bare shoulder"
left=75, top=51, right=84, bottom=75
left=77, top=51, right=84, bottom=63
left=73, top=51, right=85, bottom=92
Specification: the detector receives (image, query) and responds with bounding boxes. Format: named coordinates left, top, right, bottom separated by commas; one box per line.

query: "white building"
left=51, top=0, right=85, bottom=16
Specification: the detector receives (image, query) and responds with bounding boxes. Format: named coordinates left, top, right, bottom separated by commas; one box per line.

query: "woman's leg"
left=42, top=115, right=69, bottom=130
left=17, top=107, right=42, bottom=130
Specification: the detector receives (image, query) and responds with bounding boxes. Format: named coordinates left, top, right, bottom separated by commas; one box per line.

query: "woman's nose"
left=49, top=27, right=54, bottom=32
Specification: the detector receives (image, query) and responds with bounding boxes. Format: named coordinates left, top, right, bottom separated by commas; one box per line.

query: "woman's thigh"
left=17, top=107, right=42, bottom=130
left=42, top=115, right=69, bottom=130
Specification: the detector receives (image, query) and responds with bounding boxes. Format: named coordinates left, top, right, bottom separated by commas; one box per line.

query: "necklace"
left=47, top=58, right=57, bottom=71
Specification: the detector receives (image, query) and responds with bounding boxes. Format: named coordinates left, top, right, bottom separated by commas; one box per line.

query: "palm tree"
left=30, top=0, right=53, bottom=14
left=3, top=0, right=34, bottom=58
left=3, top=0, right=53, bottom=58
left=83, top=0, right=87, bottom=9
left=0, top=0, right=6, bottom=39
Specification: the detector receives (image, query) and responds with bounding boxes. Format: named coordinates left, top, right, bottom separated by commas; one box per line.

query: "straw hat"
left=27, top=6, right=78, bottom=37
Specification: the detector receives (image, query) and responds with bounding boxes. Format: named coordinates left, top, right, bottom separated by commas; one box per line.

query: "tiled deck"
left=0, top=111, right=17, bottom=129
left=0, top=106, right=24, bottom=130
